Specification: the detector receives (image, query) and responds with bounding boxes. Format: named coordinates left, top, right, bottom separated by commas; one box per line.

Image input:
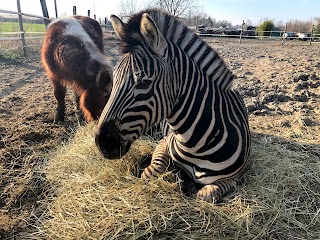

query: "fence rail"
left=197, top=29, right=320, bottom=43
left=0, top=6, right=52, bottom=57
left=0, top=7, right=319, bottom=57
left=0, top=8, right=51, bottom=21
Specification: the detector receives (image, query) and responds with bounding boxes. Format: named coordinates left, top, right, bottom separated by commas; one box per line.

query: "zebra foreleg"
left=197, top=179, right=238, bottom=204
left=141, top=138, right=170, bottom=179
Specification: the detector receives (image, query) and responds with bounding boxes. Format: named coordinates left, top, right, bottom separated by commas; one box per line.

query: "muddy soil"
left=0, top=38, right=319, bottom=238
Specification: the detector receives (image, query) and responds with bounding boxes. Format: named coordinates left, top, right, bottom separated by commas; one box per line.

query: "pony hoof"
left=53, top=118, right=64, bottom=124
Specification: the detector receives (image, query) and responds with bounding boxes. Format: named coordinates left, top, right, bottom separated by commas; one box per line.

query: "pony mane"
left=120, top=9, right=202, bottom=54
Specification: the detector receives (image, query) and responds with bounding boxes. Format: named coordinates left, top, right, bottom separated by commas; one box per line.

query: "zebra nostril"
left=95, top=120, right=124, bottom=159
left=95, top=132, right=108, bottom=156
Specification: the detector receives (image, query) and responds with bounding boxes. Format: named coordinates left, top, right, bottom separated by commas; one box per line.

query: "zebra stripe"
left=141, top=138, right=170, bottom=179
left=96, top=9, right=251, bottom=203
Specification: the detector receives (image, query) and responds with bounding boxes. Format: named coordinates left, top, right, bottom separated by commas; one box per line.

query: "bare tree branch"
left=150, top=0, right=202, bottom=18
left=117, top=0, right=141, bottom=16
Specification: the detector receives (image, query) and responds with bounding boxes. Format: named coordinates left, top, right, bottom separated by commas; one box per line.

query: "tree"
left=206, top=17, right=215, bottom=28
left=256, top=20, right=275, bottom=36
left=217, top=20, right=232, bottom=28
left=193, top=13, right=217, bottom=28
left=275, top=20, right=285, bottom=31
left=150, top=0, right=202, bottom=18
left=117, top=0, right=141, bottom=16
left=246, top=19, right=253, bottom=27
left=315, top=18, right=320, bottom=34
left=286, top=19, right=314, bottom=33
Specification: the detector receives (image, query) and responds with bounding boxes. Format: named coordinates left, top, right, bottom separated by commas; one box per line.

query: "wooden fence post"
left=239, top=20, right=244, bottom=44
left=281, top=23, right=287, bottom=45
left=195, top=17, right=198, bottom=32
left=40, top=0, right=50, bottom=27
left=309, top=25, right=314, bottom=45
left=16, top=0, right=27, bottom=57
left=54, top=0, right=58, bottom=18
left=88, top=10, right=90, bottom=17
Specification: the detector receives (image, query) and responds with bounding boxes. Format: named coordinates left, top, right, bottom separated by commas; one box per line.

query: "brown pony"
left=41, top=15, right=113, bottom=123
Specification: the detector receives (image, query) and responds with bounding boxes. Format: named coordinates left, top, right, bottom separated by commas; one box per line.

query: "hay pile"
left=28, top=123, right=319, bottom=239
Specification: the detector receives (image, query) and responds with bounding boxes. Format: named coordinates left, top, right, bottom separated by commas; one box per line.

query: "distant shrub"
left=256, top=20, right=275, bottom=36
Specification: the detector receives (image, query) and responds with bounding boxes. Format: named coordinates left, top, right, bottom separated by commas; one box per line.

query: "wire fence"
left=0, top=7, right=118, bottom=58
left=196, top=28, right=320, bottom=43
left=0, top=7, right=319, bottom=58
left=0, top=7, right=50, bottom=57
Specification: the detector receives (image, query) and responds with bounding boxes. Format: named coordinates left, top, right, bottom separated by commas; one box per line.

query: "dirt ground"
left=0, top=38, right=319, bottom=238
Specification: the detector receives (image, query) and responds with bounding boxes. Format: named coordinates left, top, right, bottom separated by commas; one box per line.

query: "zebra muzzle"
left=95, top=120, right=129, bottom=159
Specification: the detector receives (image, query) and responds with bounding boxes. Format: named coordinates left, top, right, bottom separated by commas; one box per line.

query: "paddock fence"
left=0, top=8, right=51, bottom=57
left=0, top=7, right=319, bottom=58
left=0, top=7, right=117, bottom=58
left=196, top=28, right=320, bottom=44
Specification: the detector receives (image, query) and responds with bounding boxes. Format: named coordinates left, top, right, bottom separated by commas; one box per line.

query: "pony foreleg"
left=52, top=81, right=66, bottom=123
left=74, top=92, right=85, bottom=122
left=141, top=138, right=170, bottom=179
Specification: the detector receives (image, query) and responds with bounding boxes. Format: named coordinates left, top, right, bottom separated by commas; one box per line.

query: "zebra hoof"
left=196, top=184, right=221, bottom=204
left=141, top=171, right=149, bottom=179
left=141, top=169, right=157, bottom=179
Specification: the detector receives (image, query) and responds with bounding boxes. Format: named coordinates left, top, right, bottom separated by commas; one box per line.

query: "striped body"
left=96, top=9, right=251, bottom=203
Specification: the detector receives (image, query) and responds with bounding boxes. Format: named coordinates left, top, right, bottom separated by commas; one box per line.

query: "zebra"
left=95, top=9, right=251, bottom=203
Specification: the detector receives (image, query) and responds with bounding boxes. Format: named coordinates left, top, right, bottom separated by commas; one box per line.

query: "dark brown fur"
left=41, top=15, right=112, bottom=123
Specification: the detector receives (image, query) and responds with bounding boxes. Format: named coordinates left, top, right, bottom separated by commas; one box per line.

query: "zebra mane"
left=120, top=9, right=233, bottom=87
left=120, top=9, right=205, bottom=54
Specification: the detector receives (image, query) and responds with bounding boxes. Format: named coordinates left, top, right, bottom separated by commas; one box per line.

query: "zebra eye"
left=135, top=77, right=152, bottom=89
left=134, top=71, right=144, bottom=81
left=134, top=71, right=151, bottom=89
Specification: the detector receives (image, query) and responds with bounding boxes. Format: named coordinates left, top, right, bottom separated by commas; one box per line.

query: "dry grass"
left=21, top=123, right=320, bottom=240
left=1, top=38, right=318, bottom=239
left=0, top=38, right=43, bottom=58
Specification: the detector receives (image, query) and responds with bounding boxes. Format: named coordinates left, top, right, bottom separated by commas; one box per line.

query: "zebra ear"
left=110, top=14, right=124, bottom=40
left=140, top=13, right=167, bottom=54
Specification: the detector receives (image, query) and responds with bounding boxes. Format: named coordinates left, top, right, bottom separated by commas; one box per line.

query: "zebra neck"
left=167, top=43, right=234, bottom=100
left=167, top=46, right=235, bottom=125
left=166, top=60, right=234, bottom=152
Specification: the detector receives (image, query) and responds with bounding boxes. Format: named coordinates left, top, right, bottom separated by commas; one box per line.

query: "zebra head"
left=96, top=12, right=174, bottom=159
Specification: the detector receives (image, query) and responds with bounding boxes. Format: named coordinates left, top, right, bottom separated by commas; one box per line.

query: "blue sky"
left=206, top=0, right=319, bottom=25
left=0, top=0, right=319, bottom=25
